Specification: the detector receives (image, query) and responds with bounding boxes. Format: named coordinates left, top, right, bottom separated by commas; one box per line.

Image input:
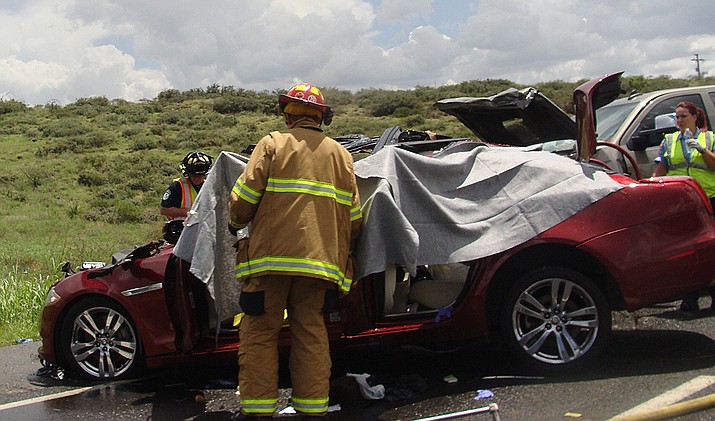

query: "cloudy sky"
left=1, top=0, right=714, bottom=105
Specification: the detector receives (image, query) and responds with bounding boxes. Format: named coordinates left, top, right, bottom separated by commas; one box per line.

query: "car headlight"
left=45, top=287, right=61, bottom=306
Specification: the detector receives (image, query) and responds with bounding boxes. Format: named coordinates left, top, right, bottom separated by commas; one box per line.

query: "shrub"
left=86, top=131, right=114, bottom=148
left=122, top=126, right=141, bottom=138
left=114, top=200, right=143, bottom=223
left=158, top=89, right=182, bottom=103
left=0, top=99, right=27, bottom=114
left=98, top=188, right=116, bottom=199
left=21, top=166, right=54, bottom=189
left=402, top=114, right=426, bottom=127
left=159, top=112, right=180, bottom=125
left=393, top=106, right=416, bottom=118
left=25, top=128, right=39, bottom=139
left=356, top=89, right=419, bottom=117
left=131, top=136, right=159, bottom=151
left=40, top=119, right=90, bottom=138
left=78, top=169, right=108, bottom=186
left=65, top=96, right=111, bottom=117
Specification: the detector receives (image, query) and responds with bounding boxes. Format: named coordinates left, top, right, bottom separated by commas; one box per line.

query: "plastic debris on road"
left=347, top=373, right=386, bottom=400
left=475, top=389, right=494, bottom=400
left=443, top=374, right=458, bottom=383
left=435, top=305, right=453, bottom=323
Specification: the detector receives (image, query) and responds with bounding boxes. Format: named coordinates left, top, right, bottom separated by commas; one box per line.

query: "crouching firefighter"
left=160, top=151, right=213, bottom=243
left=228, top=83, right=362, bottom=420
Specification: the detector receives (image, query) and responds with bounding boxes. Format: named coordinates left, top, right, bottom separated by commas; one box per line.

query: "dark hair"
left=676, top=102, right=708, bottom=130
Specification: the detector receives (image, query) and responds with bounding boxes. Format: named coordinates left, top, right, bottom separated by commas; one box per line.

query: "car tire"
left=60, top=296, right=144, bottom=380
left=499, top=267, right=611, bottom=373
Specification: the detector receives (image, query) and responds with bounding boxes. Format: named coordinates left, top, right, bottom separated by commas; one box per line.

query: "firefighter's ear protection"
left=322, top=108, right=333, bottom=126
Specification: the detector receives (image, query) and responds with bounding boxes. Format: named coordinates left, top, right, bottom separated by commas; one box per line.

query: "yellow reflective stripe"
left=291, top=396, right=329, bottom=414
left=233, top=179, right=263, bottom=204
left=339, top=276, right=353, bottom=293
left=667, top=131, right=713, bottom=171
left=267, top=177, right=353, bottom=206
left=240, top=397, right=278, bottom=414
left=236, top=256, right=352, bottom=292
left=350, top=204, right=362, bottom=222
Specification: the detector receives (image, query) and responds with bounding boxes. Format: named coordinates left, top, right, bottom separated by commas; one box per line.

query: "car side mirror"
left=627, top=127, right=672, bottom=151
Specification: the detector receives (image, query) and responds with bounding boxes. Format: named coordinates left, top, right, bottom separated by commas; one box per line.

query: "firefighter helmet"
left=279, top=83, right=333, bottom=126
left=180, top=151, right=213, bottom=177
left=162, top=220, right=184, bottom=244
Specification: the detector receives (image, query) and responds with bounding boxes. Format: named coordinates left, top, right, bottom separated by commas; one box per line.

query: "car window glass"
left=595, top=102, right=639, bottom=141
left=636, top=94, right=705, bottom=133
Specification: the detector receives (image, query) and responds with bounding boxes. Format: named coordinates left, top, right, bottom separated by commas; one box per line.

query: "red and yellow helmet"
left=279, top=83, right=333, bottom=126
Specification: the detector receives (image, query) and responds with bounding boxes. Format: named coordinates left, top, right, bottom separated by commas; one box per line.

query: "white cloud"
left=0, top=0, right=713, bottom=105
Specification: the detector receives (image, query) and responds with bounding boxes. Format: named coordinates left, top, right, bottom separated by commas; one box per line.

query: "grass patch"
left=0, top=269, right=58, bottom=346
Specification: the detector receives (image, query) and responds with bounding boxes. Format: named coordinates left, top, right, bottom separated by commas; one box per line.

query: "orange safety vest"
left=171, top=177, right=198, bottom=220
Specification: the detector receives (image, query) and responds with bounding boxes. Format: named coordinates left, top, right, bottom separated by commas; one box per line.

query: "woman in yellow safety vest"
left=652, top=101, right=715, bottom=312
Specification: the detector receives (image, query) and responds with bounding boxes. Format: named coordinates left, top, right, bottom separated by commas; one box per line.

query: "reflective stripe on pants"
left=238, top=275, right=332, bottom=416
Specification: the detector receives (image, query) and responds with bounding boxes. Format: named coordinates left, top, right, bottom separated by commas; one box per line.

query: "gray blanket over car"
left=174, top=151, right=249, bottom=323
left=175, top=144, right=624, bottom=322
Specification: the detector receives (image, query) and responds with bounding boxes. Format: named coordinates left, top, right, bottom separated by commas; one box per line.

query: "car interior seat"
left=408, top=263, right=469, bottom=310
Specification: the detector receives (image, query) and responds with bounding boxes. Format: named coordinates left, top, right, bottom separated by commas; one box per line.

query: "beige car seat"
left=408, top=263, right=469, bottom=309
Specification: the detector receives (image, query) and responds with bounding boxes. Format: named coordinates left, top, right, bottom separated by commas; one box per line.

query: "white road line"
left=0, top=387, right=93, bottom=412
left=615, top=375, right=715, bottom=418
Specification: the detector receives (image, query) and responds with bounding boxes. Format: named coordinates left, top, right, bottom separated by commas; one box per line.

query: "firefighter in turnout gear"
left=229, top=83, right=361, bottom=420
left=160, top=151, right=213, bottom=243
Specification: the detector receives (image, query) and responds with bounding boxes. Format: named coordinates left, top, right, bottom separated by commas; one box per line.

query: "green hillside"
left=1, top=74, right=712, bottom=345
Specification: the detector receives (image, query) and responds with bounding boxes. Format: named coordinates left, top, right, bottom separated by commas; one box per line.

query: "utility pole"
left=692, top=54, right=705, bottom=79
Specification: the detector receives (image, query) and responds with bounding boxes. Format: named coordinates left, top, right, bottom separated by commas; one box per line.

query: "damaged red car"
left=38, top=72, right=715, bottom=380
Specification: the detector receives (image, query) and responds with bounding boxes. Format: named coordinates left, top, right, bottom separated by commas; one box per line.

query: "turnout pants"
left=238, top=275, right=332, bottom=417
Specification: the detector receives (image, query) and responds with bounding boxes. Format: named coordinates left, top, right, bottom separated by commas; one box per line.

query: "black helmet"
left=180, top=151, right=213, bottom=177
left=163, top=220, right=184, bottom=244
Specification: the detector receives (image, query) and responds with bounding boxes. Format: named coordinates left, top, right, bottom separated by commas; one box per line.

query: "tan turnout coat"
left=229, top=125, right=362, bottom=293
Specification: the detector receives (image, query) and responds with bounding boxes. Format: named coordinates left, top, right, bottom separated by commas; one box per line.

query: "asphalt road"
left=3, top=300, right=715, bottom=420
